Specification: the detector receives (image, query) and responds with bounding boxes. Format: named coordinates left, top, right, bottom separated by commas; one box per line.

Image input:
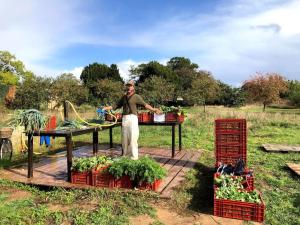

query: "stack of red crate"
left=215, top=119, right=247, bottom=167
left=214, top=119, right=265, bottom=222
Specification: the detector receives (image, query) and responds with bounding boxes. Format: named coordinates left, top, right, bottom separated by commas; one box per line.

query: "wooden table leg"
left=93, top=131, right=98, bottom=155
left=109, top=126, right=113, bottom=149
left=172, top=125, right=175, bottom=158
left=66, top=135, right=73, bottom=182
left=179, top=124, right=182, bottom=151
left=27, top=133, right=33, bottom=178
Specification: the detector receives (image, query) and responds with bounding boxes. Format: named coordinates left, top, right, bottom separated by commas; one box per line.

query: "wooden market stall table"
left=26, top=121, right=183, bottom=182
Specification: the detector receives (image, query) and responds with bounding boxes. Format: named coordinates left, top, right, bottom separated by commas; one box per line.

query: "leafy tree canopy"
left=242, top=72, right=288, bottom=111
left=80, top=63, right=123, bottom=86
left=0, top=51, right=34, bottom=85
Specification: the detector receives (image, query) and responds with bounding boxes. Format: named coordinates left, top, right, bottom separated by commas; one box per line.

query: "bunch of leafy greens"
left=71, top=155, right=113, bottom=172
left=215, top=174, right=261, bottom=203
left=8, top=109, right=47, bottom=132
left=108, top=156, right=167, bottom=184
left=160, top=106, right=185, bottom=115
left=56, top=119, right=85, bottom=130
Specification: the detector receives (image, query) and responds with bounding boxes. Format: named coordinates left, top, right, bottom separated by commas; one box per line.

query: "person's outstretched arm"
left=144, top=104, right=162, bottom=114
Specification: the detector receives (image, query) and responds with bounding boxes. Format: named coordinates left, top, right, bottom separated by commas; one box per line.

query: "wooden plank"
left=157, top=151, right=192, bottom=193
left=160, top=151, right=201, bottom=198
left=262, top=144, right=300, bottom=153
left=287, top=163, right=300, bottom=176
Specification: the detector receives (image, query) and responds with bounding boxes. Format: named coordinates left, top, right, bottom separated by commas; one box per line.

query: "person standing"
left=103, top=80, right=161, bottom=160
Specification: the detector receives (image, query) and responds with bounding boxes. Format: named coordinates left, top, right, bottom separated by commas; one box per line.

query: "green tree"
left=242, top=73, right=288, bottom=111
left=167, top=57, right=200, bottom=99
left=287, top=80, right=300, bottom=106
left=12, top=76, right=52, bottom=109
left=80, top=63, right=123, bottom=86
left=184, top=71, right=219, bottom=111
left=51, top=73, right=88, bottom=108
left=91, top=79, right=124, bottom=106
left=0, top=51, right=33, bottom=85
left=137, top=76, right=176, bottom=106
left=217, top=82, right=246, bottom=107
left=130, top=61, right=175, bottom=84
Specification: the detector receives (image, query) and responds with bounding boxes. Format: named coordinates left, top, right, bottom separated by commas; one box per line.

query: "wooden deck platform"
left=262, top=144, right=300, bottom=153
left=0, top=146, right=201, bottom=198
left=286, top=163, right=300, bottom=176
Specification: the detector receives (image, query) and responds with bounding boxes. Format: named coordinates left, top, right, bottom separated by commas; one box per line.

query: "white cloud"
left=1, top=0, right=300, bottom=85
left=62, top=67, right=84, bottom=79
left=0, top=0, right=90, bottom=71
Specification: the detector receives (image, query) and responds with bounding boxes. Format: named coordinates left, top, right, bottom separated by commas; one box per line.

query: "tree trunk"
left=203, top=101, right=206, bottom=113
left=263, top=103, right=266, bottom=112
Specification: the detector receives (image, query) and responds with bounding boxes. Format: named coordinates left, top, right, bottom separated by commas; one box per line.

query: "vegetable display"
left=8, top=109, right=47, bottom=133
left=160, top=106, right=185, bottom=115
left=215, top=174, right=261, bottom=203
left=71, top=155, right=113, bottom=172
left=108, top=156, right=167, bottom=184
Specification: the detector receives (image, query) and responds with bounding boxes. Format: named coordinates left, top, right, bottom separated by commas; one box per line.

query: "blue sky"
left=1, top=0, right=300, bottom=86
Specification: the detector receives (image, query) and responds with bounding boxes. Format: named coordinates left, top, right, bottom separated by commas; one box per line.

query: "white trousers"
left=122, top=114, right=139, bottom=160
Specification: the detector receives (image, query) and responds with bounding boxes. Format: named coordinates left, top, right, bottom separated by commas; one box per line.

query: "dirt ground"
left=130, top=204, right=262, bottom=225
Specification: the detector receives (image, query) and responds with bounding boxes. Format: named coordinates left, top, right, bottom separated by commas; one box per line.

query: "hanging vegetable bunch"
left=8, top=109, right=47, bottom=133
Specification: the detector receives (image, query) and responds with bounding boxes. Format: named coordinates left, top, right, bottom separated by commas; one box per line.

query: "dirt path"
left=130, top=205, right=262, bottom=225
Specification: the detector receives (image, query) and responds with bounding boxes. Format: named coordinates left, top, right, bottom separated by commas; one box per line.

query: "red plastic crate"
left=214, top=188, right=265, bottom=222
left=91, top=166, right=114, bottom=187
left=215, top=119, right=247, bottom=133
left=215, top=144, right=247, bottom=166
left=214, top=172, right=254, bottom=191
left=177, top=114, right=185, bottom=123
left=216, top=133, right=246, bottom=145
left=138, top=112, right=153, bottom=123
left=165, top=113, right=177, bottom=122
left=138, top=179, right=162, bottom=191
left=113, top=175, right=133, bottom=189
left=71, top=171, right=92, bottom=185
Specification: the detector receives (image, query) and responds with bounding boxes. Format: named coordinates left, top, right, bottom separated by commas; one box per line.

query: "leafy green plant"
left=72, top=155, right=112, bottom=172
left=160, top=106, right=186, bottom=115
left=56, top=119, right=85, bottom=130
left=215, top=174, right=261, bottom=203
left=137, top=156, right=167, bottom=184
left=8, top=109, right=47, bottom=132
left=108, top=156, right=167, bottom=184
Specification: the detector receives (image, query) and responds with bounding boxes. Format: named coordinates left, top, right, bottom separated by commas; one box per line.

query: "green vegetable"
left=160, top=106, right=186, bottom=115
left=8, top=109, right=47, bottom=133
left=71, top=155, right=112, bottom=172
left=108, top=156, right=167, bottom=184
left=215, top=174, right=261, bottom=204
left=56, top=119, right=85, bottom=130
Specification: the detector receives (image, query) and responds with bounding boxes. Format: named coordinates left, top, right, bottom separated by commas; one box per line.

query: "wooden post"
left=109, top=126, right=113, bottom=149
left=179, top=124, right=182, bottom=151
left=63, top=101, right=69, bottom=121
left=66, top=135, right=73, bottom=182
left=172, top=125, right=175, bottom=158
left=27, top=133, right=34, bottom=178
left=93, top=131, right=98, bottom=155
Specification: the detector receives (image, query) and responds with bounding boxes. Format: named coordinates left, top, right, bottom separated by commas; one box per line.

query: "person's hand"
left=154, top=108, right=162, bottom=114
left=102, top=106, right=112, bottom=111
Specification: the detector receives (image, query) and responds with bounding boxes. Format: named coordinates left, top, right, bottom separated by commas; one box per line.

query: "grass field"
left=0, top=105, right=300, bottom=224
